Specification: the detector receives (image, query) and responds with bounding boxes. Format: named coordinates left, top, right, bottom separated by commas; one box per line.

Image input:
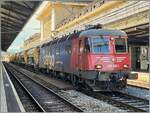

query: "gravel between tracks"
left=58, top=90, right=126, bottom=112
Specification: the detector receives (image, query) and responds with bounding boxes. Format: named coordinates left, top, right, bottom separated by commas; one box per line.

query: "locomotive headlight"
left=95, top=64, right=103, bottom=69
left=123, top=64, right=129, bottom=69
left=110, top=37, right=114, bottom=41
left=111, top=58, right=115, bottom=62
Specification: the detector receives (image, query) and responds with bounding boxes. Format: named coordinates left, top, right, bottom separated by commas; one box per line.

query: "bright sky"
left=7, top=19, right=40, bottom=53
left=7, top=1, right=49, bottom=53
left=1, top=51, right=8, bottom=56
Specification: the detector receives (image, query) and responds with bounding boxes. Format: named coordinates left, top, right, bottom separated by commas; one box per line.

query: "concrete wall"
left=43, top=16, right=51, bottom=40
left=23, top=33, right=40, bottom=50
left=55, top=6, right=83, bottom=27
left=37, top=3, right=86, bottom=41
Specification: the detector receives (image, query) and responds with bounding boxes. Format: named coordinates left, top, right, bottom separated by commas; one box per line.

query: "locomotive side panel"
left=39, top=40, right=73, bottom=74
left=70, top=38, right=80, bottom=74
left=53, top=40, right=73, bottom=73
left=49, top=44, right=55, bottom=69
left=48, top=43, right=56, bottom=69
left=54, top=42, right=60, bottom=71
left=59, top=40, right=72, bottom=73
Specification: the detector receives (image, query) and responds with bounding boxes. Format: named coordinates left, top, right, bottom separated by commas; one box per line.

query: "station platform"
left=0, top=63, right=25, bottom=112
left=127, top=72, right=149, bottom=89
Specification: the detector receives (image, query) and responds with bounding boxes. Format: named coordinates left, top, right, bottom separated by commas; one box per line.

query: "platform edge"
left=2, top=63, right=25, bottom=112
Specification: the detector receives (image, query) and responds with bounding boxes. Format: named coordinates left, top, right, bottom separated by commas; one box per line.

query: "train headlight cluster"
left=111, top=58, right=116, bottom=62
left=95, top=64, right=103, bottom=69
left=123, top=64, right=129, bottom=69
left=110, top=37, right=114, bottom=41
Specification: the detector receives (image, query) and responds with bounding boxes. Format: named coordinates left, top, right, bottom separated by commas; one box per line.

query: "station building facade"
left=35, top=1, right=149, bottom=73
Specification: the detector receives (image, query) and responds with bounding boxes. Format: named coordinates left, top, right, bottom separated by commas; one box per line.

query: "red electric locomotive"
left=38, top=25, right=137, bottom=91
left=11, top=25, right=135, bottom=91
left=70, top=28, right=131, bottom=91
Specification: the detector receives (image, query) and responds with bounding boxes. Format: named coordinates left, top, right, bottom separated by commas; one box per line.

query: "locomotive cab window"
left=115, top=38, right=127, bottom=53
left=91, top=36, right=109, bottom=53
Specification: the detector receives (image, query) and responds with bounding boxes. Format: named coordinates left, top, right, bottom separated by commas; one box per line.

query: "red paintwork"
left=70, top=35, right=131, bottom=72
left=86, top=53, right=131, bottom=72
left=70, top=38, right=79, bottom=71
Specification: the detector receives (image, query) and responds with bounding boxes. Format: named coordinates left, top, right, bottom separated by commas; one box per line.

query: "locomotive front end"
left=79, top=29, right=135, bottom=91
left=92, top=36, right=129, bottom=90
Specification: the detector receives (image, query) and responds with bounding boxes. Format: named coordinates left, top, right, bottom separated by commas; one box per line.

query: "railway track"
left=84, top=91, right=149, bottom=112
left=4, top=63, right=83, bottom=112
left=9, top=63, right=71, bottom=92
left=8, top=63, right=149, bottom=112
left=4, top=64, right=43, bottom=112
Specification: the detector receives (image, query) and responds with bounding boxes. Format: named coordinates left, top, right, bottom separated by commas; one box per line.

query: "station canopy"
left=1, top=1, right=41, bottom=51
left=124, top=23, right=149, bottom=45
left=1, top=1, right=148, bottom=52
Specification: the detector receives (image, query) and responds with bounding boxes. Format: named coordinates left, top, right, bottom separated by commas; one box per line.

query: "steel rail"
left=10, top=62, right=149, bottom=112
left=4, top=63, right=46, bottom=112
left=92, top=91, right=149, bottom=112
left=6, top=63, right=83, bottom=112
